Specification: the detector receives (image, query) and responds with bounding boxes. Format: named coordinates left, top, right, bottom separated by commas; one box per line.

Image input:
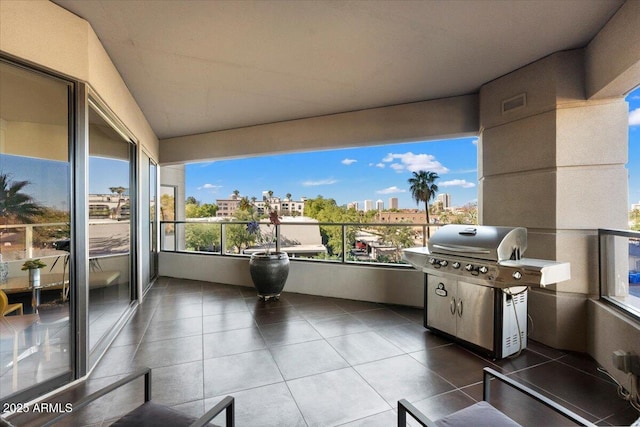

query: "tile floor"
left=8, top=277, right=640, bottom=426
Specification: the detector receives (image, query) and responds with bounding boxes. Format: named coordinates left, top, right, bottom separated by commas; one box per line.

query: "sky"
left=186, top=137, right=479, bottom=209
left=187, top=86, right=640, bottom=210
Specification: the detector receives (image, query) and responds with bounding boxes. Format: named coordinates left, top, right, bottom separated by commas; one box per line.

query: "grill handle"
left=457, top=300, right=463, bottom=317
left=431, top=244, right=491, bottom=254
left=450, top=298, right=456, bottom=315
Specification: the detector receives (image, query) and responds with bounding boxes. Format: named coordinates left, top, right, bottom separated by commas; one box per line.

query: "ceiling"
left=52, top=0, right=624, bottom=140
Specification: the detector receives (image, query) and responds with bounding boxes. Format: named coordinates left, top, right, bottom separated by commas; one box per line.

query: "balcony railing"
left=599, top=228, right=640, bottom=320
left=160, top=220, right=442, bottom=267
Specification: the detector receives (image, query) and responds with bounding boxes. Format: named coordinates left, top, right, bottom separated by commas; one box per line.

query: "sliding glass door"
left=0, top=60, right=72, bottom=400
left=87, top=103, right=134, bottom=354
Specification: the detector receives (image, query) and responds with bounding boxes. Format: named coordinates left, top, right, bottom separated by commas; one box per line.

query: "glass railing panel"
left=599, top=229, right=640, bottom=320
left=160, top=220, right=426, bottom=267
left=185, top=222, right=222, bottom=254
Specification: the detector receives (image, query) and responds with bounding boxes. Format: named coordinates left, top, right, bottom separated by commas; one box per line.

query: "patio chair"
left=1, top=289, right=23, bottom=316
left=41, top=367, right=234, bottom=427
left=398, top=367, right=596, bottom=427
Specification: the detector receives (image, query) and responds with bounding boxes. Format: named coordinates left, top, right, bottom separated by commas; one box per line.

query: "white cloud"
left=471, top=138, right=479, bottom=145
left=342, top=158, right=357, bottom=165
left=302, top=178, right=338, bottom=187
left=376, top=186, right=407, bottom=195
left=375, top=163, right=385, bottom=168
left=630, top=108, right=640, bottom=126
left=382, top=152, right=449, bottom=173
left=197, top=183, right=222, bottom=192
left=440, top=179, right=476, bottom=189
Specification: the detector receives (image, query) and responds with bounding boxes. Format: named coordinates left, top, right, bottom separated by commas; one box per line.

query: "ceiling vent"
left=501, top=93, right=527, bottom=114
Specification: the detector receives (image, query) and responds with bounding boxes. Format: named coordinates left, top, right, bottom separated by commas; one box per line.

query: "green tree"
left=197, top=203, right=218, bottom=217
left=226, top=209, right=254, bottom=253
left=185, top=223, right=221, bottom=252
left=185, top=202, right=199, bottom=218
left=1, top=173, right=44, bottom=224
left=232, top=189, right=240, bottom=199
left=238, top=197, right=252, bottom=212
left=408, top=170, right=439, bottom=238
left=631, top=209, right=640, bottom=231
left=376, top=223, right=416, bottom=262
left=186, top=196, right=198, bottom=205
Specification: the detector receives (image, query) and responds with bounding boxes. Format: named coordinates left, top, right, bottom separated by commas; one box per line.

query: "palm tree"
left=408, top=170, right=439, bottom=238
left=285, top=193, right=292, bottom=201
left=1, top=173, right=44, bottom=224
left=232, top=189, right=240, bottom=200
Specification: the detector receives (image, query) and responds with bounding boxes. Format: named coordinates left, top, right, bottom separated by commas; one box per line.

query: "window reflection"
left=88, top=105, right=132, bottom=353
left=0, top=61, right=71, bottom=400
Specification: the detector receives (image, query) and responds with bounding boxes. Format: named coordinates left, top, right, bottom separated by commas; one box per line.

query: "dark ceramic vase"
left=249, top=251, right=290, bottom=300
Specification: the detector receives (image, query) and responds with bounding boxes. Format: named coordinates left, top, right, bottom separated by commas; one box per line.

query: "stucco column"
left=479, top=50, right=628, bottom=351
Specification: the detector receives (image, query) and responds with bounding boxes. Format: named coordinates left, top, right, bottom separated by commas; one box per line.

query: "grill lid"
left=427, top=225, right=527, bottom=262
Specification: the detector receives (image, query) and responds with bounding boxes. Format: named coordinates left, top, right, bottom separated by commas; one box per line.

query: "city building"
left=1, top=1, right=638, bottom=424
left=377, top=209, right=427, bottom=224
left=347, top=201, right=359, bottom=211
left=389, top=197, right=399, bottom=210
left=215, top=196, right=241, bottom=217
left=437, top=193, right=452, bottom=210
left=363, top=199, right=373, bottom=212
left=375, top=199, right=384, bottom=211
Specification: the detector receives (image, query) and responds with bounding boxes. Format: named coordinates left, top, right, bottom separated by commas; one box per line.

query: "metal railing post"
left=25, top=224, right=33, bottom=258
left=220, top=223, right=227, bottom=255
left=342, top=224, right=347, bottom=262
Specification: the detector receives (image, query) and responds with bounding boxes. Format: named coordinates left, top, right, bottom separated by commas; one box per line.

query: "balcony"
left=9, top=277, right=637, bottom=426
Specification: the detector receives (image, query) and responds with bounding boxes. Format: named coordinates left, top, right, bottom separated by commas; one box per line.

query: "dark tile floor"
left=9, top=277, right=639, bottom=426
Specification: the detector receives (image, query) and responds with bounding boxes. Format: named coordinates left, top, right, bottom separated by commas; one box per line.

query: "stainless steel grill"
left=403, top=224, right=571, bottom=359
left=403, top=224, right=570, bottom=288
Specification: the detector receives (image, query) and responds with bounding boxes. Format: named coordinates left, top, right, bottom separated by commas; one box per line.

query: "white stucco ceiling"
left=52, top=0, right=624, bottom=140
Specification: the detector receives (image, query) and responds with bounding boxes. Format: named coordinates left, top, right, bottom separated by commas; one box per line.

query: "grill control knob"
left=439, top=260, right=448, bottom=267
left=479, top=266, right=488, bottom=274
left=428, top=258, right=436, bottom=265
left=512, top=271, right=522, bottom=280
left=465, top=264, right=473, bottom=271
left=452, top=262, right=461, bottom=269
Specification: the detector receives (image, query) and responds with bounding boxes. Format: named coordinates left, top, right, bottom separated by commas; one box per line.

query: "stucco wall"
left=160, top=95, right=479, bottom=165
left=158, top=251, right=424, bottom=307
left=0, top=0, right=159, bottom=160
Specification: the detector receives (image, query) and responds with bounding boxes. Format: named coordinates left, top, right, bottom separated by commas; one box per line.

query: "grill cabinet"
left=403, top=225, right=570, bottom=359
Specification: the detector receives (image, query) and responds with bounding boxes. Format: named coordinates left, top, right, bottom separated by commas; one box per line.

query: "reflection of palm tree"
left=109, top=186, right=126, bottom=217
left=408, top=171, right=439, bottom=238
left=1, top=173, right=44, bottom=224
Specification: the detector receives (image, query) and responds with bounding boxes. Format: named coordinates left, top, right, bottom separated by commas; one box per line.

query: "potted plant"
left=246, top=210, right=289, bottom=300
left=21, top=258, right=46, bottom=286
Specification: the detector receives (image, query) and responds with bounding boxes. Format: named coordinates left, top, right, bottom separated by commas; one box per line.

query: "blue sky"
left=187, top=85, right=640, bottom=210
left=186, top=137, right=479, bottom=209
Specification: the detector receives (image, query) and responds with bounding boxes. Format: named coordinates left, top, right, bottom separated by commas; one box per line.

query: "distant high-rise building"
left=364, top=200, right=373, bottom=212
left=438, top=193, right=451, bottom=210
left=347, top=201, right=359, bottom=211
left=376, top=199, right=384, bottom=211
left=389, top=197, right=399, bottom=210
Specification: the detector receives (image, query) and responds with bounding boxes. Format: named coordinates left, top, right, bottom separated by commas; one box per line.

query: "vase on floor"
left=249, top=251, right=289, bottom=300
